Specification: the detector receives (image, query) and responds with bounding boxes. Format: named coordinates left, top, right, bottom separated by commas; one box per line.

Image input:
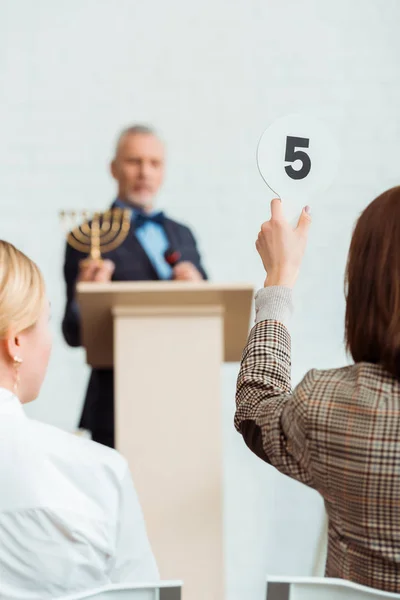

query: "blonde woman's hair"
left=0, top=241, right=45, bottom=338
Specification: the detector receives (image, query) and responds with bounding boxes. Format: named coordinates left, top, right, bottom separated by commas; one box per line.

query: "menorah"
left=60, top=208, right=131, bottom=262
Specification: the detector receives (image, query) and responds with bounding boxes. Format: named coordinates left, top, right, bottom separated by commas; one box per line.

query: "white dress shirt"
left=0, top=388, right=159, bottom=600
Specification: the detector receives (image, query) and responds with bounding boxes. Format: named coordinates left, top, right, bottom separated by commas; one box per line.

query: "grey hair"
left=115, top=124, right=161, bottom=155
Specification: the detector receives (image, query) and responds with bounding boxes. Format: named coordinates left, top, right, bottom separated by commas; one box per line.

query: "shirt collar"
left=0, top=388, right=25, bottom=417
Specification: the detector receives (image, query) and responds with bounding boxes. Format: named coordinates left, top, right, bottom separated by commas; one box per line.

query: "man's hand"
left=172, top=261, right=203, bottom=282
left=77, top=259, right=115, bottom=283
left=256, top=198, right=311, bottom=289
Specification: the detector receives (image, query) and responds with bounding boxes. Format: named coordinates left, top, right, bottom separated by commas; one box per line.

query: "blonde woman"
left=0, top=241, right=158, bottom=599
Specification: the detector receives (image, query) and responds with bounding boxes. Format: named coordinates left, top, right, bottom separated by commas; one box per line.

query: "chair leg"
left=266, top=582, right=291, bottom=600
left=160, top=587, right=181, bottom=600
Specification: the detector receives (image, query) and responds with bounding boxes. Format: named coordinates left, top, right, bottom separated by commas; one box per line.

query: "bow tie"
left=134, top=212, right=165, bottom=229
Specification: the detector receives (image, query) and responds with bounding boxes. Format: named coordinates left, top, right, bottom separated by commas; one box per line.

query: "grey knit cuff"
left=254, top=286, right=293, bottom=328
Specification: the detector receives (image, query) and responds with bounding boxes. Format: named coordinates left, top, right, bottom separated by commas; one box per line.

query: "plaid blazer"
left=235, top=320, right=400, bottom=592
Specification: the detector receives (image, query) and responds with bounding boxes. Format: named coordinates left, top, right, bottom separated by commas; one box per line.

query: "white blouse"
left=0, top=388, right=159, bottom=600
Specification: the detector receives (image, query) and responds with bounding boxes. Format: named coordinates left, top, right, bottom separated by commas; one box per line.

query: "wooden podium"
left=77, top=281, right=253, bottom=600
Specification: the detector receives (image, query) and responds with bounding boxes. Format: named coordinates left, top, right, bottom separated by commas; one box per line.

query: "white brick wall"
left=0, top=1, right=399, bottom=598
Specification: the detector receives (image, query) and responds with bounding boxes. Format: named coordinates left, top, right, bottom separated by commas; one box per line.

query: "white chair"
left=266, top=577, right=400, bottom=600
left=57, top=581, right=182, bottom=600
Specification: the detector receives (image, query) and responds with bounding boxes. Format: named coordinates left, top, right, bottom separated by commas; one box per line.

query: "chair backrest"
left=58, top=581, right=182, bottom=600
left=266, top=576, right=400, bottom=600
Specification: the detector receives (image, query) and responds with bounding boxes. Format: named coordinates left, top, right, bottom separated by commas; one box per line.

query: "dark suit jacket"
left=62, top=207, right=207, bottom=448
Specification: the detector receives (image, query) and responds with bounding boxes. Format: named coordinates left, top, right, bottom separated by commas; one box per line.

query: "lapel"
left=163, top=218, right=180, bottom=252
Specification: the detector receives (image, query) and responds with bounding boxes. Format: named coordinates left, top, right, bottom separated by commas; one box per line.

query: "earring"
left=13, top=356, right=23, bottom=395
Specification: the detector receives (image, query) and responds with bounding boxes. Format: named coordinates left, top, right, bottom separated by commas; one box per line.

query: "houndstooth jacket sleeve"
left=235, top=296, right=317, bottom=488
